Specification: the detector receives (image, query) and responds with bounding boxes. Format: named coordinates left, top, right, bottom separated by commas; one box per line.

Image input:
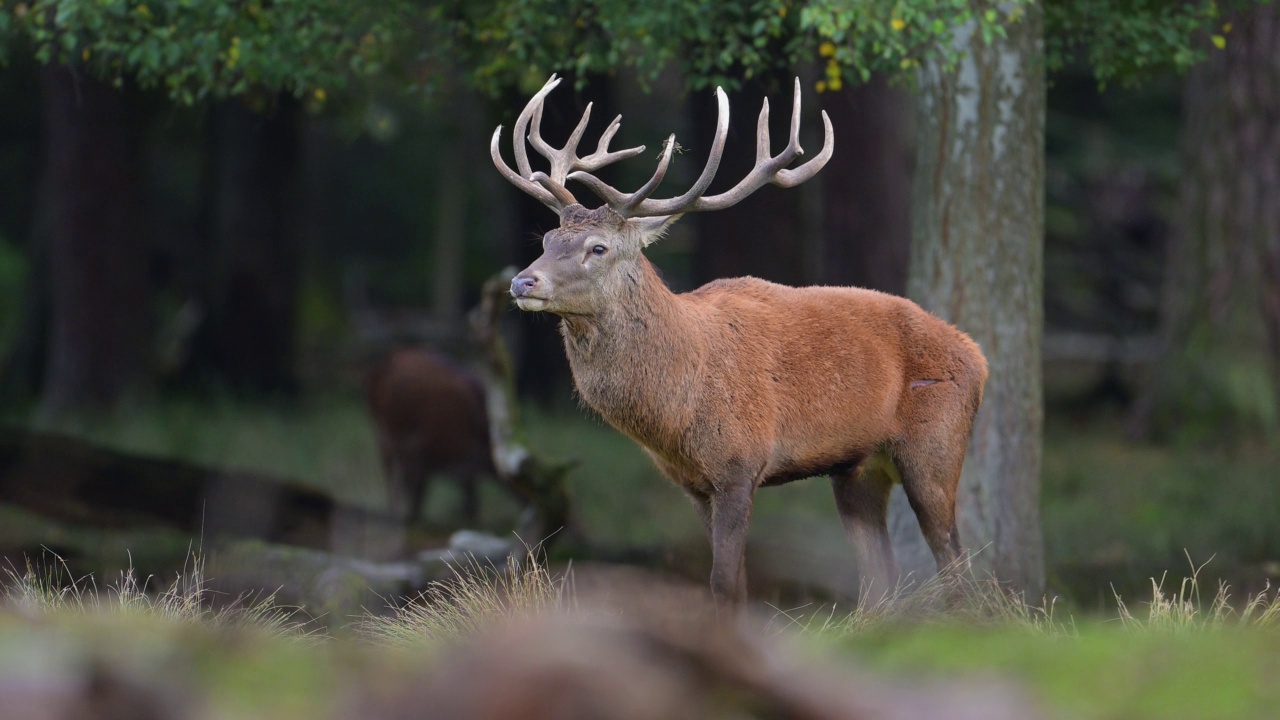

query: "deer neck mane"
left=559, top=255, right=701, bottom=443
left=560, top=255, right=688, bottom=352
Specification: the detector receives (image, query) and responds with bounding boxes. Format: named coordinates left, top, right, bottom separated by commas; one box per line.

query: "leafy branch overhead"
left=434, top=0, right=1248, bottom=97
left=800, top=0, right=1239, bottom=89
left=3, top=0, right=413, bottom=104
left=0, top=0, right=1255, bottom=105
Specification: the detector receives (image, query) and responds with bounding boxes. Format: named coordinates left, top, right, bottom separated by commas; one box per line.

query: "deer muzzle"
left=510, top=271, right=549, bottom=312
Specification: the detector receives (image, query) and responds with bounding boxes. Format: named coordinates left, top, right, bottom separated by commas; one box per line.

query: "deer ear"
left=636, top=214, right=684, bottom=248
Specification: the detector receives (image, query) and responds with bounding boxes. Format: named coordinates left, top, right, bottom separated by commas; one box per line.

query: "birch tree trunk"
left=889, top=7, right=1046, bottom=597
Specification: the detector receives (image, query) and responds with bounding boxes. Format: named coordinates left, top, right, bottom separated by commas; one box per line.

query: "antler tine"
left=497, top=76, right=831, bottom=220
left=570, top=87, right=730, bottom=217
left=619, top=135, right=677, bottom=211
left=530, top=100, right=593, bottom=185
left=514, top=75, right=561, bottom=179
left=756, top=97, right=773, bottom=164
left=565, top=134, right=674, bottom=212
left=575, top=115, right=647, bottom=172
left=502, top=76, right=650, bottom=213
left=680, top=76, right=831, bottom=214
left=492, top=75, right=566, bottom=213
left=618, top=86, right=730, bottom=218
left=491, top=127, right=561, bottom=212
left=788, top=75, right=803, bottom=155
left=775, top=109, right=834, bottom=188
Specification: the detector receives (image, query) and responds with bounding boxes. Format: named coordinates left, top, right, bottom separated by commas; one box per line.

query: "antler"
left=492, top=76, right=834, bottom=219
left=491, top=75, right=647, bottom=214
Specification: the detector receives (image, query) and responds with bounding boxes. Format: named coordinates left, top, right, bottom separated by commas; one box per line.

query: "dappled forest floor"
left=1, top=393, right=1278, bottom=718
left=3, top=393, right=1277, bottom=614
left=2, top=536, right=1278, bottom=720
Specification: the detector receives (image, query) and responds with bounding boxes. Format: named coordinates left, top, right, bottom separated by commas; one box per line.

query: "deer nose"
left=511, top=274, right=539, bottom=297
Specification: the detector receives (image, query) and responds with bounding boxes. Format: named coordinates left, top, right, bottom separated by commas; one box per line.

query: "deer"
left=366, top=347, right=496, bottom=525
left=493, top=75, right=988, bottom=608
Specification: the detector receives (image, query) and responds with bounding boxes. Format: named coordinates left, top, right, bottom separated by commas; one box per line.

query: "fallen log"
left=0, top=424, right=405, bottom=557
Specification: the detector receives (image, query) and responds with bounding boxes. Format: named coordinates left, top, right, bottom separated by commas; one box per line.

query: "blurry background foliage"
left=0, top=1, right=1248, bottom=100
left=5, top=0, right=413, bottom=104
left=0, top=0, right=1275, bottom=613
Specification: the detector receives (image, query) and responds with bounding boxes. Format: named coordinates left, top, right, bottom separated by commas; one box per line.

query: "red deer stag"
left=366, top=348, right=495, bottom=524
left=494, top=76, right=987, bottom=607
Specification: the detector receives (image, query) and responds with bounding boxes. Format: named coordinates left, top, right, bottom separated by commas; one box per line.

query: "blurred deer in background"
left=494, top=76, right=987, bottom=607
left=366, top=347, right=495, bottom=524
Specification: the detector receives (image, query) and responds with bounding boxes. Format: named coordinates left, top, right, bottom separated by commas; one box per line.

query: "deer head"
left=494, top=76, right=833, bottom=316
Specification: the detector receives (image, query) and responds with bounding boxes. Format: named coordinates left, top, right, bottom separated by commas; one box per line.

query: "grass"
left=359, top=547, right=570, bottom=648
left=2, top=543, right=1279, bottom=719
left=3, top=549, right=310, bottom=636
left=846, top=621, right=1280, bottom=720
left=825, top=557, right=1280, bottom=720
left=774, top=561, right=1071, bottom=640
left=7, top=394, right=1280, bottom=608
left=1041, top=412, right=1280, bottom=605
left=1112, top=554, right=1280, bottom=633
left=14, top=394, right=387, bottom=509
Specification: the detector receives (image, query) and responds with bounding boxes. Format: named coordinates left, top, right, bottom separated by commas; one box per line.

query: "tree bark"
left=190, top=96, right=302, bottom=394
left=818, top=78, right=914, bottom=294
left=891, top=9, right=1046, bottom=597
left=432, top=134, right=467, bottom=327
left=38, top=67, right=151, bottom=418
left=1, top=172, right=52, bottom=400
left=1128, top=6, right=1280, bottom=438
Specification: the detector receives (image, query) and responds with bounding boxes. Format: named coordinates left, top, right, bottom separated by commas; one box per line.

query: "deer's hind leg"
left=891, top=389, right=976, bottom=574
left=832, top=456, right=899, bottom=601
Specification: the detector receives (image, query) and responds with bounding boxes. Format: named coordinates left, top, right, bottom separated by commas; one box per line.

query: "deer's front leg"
left=708, top=481, right=754, bottom=608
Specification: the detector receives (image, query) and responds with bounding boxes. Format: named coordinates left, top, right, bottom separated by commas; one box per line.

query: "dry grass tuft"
left=1113, top=553, right=1280, bottom=633
left=2, top=549, right=312, bottom=637
left=361, top=547, right=572, bottom=648
left=775, top=554, right=1071, bottom=639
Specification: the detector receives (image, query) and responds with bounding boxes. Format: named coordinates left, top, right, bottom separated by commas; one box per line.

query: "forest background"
left=0, top=0, right=1277, bottom=632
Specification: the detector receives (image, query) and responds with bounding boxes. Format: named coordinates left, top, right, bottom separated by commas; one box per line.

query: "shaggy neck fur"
left=559, top=255, right=705, bottom=451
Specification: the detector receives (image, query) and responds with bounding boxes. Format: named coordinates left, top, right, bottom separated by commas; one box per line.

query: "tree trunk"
left=192, top=97, right=302, bottom=394
left=432, top=134, right=466, bottom=327
left=891, top=9, right=1046, bottom=597
left=818, top=78, right=914, bottom=294
left=1129, top=6, right=1280, bottom=438
left=38, top=67, right=151, bottom=418
left=1, top=172, right=52, bottom=400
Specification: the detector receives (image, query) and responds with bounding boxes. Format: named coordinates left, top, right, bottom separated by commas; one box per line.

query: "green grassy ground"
left=3, top=610, right=1277, bottom=720
left=844, top=623, right=1280, bottom=720
left=8, top=394, right=1279, bottom=607
left=3, top=550, right=1277, bottom=720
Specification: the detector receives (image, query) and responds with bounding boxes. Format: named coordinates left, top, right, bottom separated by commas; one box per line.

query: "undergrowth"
left=1113, top=553, right=1280, bottom=633
left=360, top=547, right=571, bottom=647
left=2, top=549, right=311, bottom=637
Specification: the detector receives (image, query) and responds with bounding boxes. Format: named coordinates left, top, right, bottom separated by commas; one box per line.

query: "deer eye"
left=591, top=244, right=608, bottom=256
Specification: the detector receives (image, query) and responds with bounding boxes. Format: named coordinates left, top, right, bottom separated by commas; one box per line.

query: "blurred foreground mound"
left=0, top=575, right=1041, bottom=720
left=404, top=610, right=1039, bottom=720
